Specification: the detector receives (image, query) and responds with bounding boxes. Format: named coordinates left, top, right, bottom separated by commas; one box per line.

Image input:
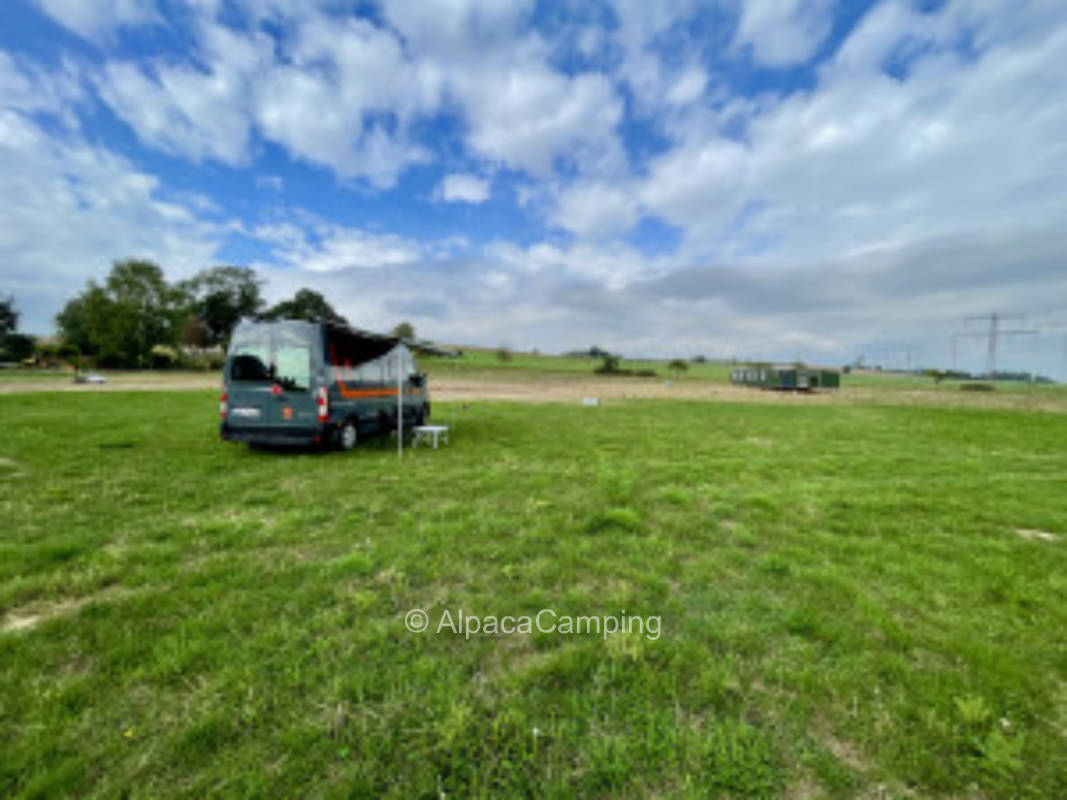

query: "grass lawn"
left=1, top=392, right=1066, bottom=797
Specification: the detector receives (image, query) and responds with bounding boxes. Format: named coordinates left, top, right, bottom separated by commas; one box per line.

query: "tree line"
left=1, top=258, right=393, bottom=369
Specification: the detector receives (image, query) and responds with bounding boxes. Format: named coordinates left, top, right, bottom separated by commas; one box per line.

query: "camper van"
left=220, top=319, right=429, bottom=449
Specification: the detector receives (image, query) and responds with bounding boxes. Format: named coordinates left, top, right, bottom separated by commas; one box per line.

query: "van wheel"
left=415, top=405, right=427, bottom=426
left=337, top=419, right=358, bottom=451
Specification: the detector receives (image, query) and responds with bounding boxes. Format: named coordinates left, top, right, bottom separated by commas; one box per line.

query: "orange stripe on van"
left=343, top=388, right=399, bottom=398
left=330, top=344, right=400, bottom=399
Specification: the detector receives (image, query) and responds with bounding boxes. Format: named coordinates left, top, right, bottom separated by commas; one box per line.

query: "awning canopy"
left=325, top=322, right=399, bottom=364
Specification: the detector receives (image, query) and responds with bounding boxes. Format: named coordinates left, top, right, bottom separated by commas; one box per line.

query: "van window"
left=228, top=321, right=316, bottom=391
left=275, top=345, right=311, bottom=391
left=357, top=360, right=380, bottom=383
left=230, top=344, right=271, bottom=382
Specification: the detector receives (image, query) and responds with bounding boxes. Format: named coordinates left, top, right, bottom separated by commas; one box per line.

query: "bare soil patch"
left=1015, top=528, right=1059, bottom=542
left=2, top=586, right=133, bottom=634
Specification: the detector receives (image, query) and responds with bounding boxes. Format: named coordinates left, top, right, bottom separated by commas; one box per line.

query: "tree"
left=56, top=259, right=185, bottom=367
left=180, top=314, right=208, bottom=349
left=2, top=333, right=35, bottom=361
left=179, top=266, right=264, bottom=347
left=56, top=284, right=107, bottom=358
left=0, top=294, right=17, bottom=337
left=263, top=289, right=348, bottom=325
left=392, top=321, right=415, bottom=340
left=106, top=259, right=186, bottom=364
left=924, top=369, right=951, bottom=384
left=668, top=358, right=689, bottom=376
left=0, top=295, right=36, bottom=362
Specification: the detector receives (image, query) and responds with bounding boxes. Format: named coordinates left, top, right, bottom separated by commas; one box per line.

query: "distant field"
left=3, top=355, right=1061, bottom=396
left=423, top=349, right=736, bottom=381
left=3, top=364, right=1066, bottom=416
left=2, top=392, right=1065, bottom=797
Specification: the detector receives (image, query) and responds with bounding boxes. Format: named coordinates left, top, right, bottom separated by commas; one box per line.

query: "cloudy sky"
left=2, top=0, right=1066, bottom=376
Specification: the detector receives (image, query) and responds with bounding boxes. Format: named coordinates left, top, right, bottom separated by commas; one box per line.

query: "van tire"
left=415, top=404, right=427, bottom=426
left=337, top=419, right=359, bottom=451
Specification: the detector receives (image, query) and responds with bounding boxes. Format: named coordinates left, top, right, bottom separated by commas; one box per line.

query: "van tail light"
left=220, top=391, right=228, bottom=419
left=317, top=386, right=329, bottom=422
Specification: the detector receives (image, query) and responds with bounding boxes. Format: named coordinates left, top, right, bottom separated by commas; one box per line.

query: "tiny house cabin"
left=730, top=366, right=840, bottom=391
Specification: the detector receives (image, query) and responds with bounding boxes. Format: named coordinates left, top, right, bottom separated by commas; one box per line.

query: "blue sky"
left=2, top=0, right=1066, bottom=377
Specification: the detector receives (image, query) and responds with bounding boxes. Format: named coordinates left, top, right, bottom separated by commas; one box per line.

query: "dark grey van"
left=220, top=319, right=429, bottom=449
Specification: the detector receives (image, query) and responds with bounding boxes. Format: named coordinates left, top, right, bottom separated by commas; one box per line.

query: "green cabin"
left=730, top=366, right=840, bottom=390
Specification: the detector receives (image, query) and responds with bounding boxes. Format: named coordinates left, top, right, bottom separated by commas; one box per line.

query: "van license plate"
left=231, top=407, right=261, bottom=419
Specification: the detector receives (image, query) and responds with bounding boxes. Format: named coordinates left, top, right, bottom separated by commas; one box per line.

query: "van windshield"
left=229, top=322, right=314, bottom=392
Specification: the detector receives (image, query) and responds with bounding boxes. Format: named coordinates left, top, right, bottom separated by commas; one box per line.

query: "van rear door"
left=225, top=322, right=319, bottom=435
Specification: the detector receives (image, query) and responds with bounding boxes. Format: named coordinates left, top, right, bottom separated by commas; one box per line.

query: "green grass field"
left=2, top=391, right=1066, bottom=797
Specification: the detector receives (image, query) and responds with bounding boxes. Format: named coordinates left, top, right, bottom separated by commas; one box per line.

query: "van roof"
left=239, top=317, right=460, bottom=358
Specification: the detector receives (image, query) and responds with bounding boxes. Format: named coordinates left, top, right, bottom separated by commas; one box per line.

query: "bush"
left=594, top=354, right=621, bottom=374
left=668, top=358, right=688, bottom=374
left=35, top=343, right=62, bottom=367
left=150, top=344, right=181, bottom=369
left=1, top=333, right=36, bottom=362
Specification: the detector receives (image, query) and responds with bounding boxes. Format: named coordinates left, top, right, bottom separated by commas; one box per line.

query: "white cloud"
left=35, top=0, right=160, bottom=42
left=550, top=180, right=640, bottom=238
left=89, top=11, right=438, bottom=186
left=0, top=109, right=221, bottom=332
left=255, top=174, right=284, bottom=191
left=606, top=0, right=707, bottom=115
left=733, top=0, right=837, bottom=67
left=383, top=0, right=627, bottom=177
left=486, top=238, right=665, bottom=287
left=96, top=58, right=254, bottom=165
left=252, top=60, right=431, bottom=186
left=0, top=52, right=85, bottom=128
left=250, top=13, right=440, bottom=186
left=436, top=173, right=491, bottom=203
left=667, top=68, right=708, bottom=106
left=447, top=63, right=624, bottom=176
left=253, top=222, right=422, bottom=272
left=636, top=0, right=1067, bottom=266
left=72, top=1, right=627, bottom=187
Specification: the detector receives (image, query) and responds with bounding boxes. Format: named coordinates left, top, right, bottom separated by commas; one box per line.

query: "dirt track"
left=3, top=371, right=1065, bottom=412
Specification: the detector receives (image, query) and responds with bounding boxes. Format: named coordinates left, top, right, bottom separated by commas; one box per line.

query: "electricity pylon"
left=959, top=312, right=1038, bottom=378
